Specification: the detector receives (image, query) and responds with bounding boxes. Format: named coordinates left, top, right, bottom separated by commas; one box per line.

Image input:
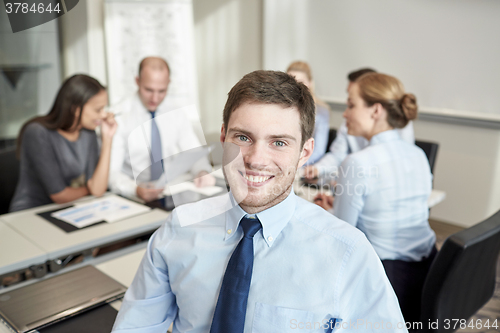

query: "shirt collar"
left=224, top=189, right=297, bottom=247
left=369, top=129, right=401, bottom=146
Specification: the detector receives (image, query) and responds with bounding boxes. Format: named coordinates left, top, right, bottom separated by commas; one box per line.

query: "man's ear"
left=220, top=124, right=226, bottom=143
left=298, top=137, right=314, bottom=168
left=135, top=76, right=140, bottom=87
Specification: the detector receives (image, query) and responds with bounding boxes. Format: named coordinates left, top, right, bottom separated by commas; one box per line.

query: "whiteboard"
left=104, top=0, right=199, bottom=114
left=264, top=0, right=500, bottom=120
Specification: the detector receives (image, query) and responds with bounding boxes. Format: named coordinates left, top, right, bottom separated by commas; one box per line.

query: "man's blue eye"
left=239, top=135, right=248, bottom=141
left=274, top=141, right=285, bottom=147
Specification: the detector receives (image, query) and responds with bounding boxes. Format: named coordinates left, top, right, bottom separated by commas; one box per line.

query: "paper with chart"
left=51, top=196, right=151, bottom=228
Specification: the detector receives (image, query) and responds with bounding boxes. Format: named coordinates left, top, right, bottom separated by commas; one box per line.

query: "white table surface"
left=0, top=220, right=47, bottom=276
left=1, top=193, right=169, bottom=260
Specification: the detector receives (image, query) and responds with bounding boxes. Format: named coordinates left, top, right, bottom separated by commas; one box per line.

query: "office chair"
left=0, top=147, right=20, bottom=214
left=326, top=128, right=337, bottom=154
left=420, top=209, right=500, bottom=332
left=415, top=140, right=439, bottom=174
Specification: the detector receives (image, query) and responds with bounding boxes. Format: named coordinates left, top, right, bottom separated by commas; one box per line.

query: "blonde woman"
left=287, top=61, right=330, bottom=165
left=315, top=73, right=436, bottom=323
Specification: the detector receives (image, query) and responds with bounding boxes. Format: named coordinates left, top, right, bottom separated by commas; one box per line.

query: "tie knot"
left=240, top=217, right=262, bottom=238
left=150, top=111, right=156, bottom=118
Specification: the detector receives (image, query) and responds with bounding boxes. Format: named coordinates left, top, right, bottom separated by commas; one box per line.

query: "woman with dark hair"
left=314, top=73, right=436, bottom=323
left=9, top=74, right=117, bottom=212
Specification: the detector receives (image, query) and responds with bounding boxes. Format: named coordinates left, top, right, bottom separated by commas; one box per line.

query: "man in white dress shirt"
left=109, top=57, right=215, bottom=202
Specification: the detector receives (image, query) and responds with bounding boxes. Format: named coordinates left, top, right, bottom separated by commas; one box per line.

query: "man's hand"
left=314, top=193, right=334, bottom=211
left=136, top=185, right=164, bottom=202
left=194, top=171, right=216, bottom=188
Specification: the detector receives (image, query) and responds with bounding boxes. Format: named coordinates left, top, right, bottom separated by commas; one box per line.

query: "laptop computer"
left=0, top=265, right=126, bottom=333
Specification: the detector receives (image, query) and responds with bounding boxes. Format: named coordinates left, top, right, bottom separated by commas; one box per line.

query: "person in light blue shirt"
left=287, top=61, right=330, bottom=165
left=304, top=68, right=414, bottom=181
left=314, top=72, right=436, bottom=325
left=112, top=70, right=407, bottom=333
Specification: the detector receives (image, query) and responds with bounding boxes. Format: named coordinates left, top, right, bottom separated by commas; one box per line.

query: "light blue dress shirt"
left=112, top=190, right=407, bottom=332
left=315, top=120, right=414, bottom=177
left=333, top=130, right=436, bottom=262
left=305, top=104, right=330, bottom=165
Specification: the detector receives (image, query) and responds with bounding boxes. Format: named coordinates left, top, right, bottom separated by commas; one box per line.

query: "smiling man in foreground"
left=112, top=70, right=407, bottom=333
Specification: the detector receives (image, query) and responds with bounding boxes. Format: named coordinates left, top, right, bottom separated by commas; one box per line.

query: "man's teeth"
left=244, top=174, right=271, bottom=183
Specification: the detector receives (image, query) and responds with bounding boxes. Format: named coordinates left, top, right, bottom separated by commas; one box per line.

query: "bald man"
left=109, top=57, right=215, bottom=202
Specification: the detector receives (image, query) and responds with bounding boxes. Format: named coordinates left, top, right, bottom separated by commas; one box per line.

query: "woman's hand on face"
left=101, top=113, right=117, bottom=140
left=313, top=193, right=334, bottom=211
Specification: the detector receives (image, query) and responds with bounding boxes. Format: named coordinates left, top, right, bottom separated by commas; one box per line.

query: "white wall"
left=264, top=0, right=500, bottom=119
left=60, top=0, right=107, bottom=84
left=193, top=0, right=263, bottom=135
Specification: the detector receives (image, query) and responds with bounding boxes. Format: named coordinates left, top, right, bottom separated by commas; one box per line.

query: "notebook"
left=0, top=265, right=126, bottom=333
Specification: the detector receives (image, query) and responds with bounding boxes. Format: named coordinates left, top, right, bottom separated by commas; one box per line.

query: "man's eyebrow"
left=227, top=127, right=252, bottom=137
left=228, top=127, right=297, bottom=142
left=268, top=134, right=297, bottom=142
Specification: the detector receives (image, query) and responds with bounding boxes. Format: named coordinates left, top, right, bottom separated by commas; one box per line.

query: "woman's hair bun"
left=400, top=93, right=418, bottom=121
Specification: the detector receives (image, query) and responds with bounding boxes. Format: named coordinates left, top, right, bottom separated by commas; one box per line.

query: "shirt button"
left=227, top=229, right=232, bottom=235
left=268, top=236, right=273, bottom=242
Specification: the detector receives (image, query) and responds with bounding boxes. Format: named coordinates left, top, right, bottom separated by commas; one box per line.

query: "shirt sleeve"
left=23, top=124, right=67, bottom=195
left=112, top=219, right=178, bottom=332
left=85, top=132, right=100, bottom=182
left=332, top=156, right=366, bottom=227
left=314, top=122, right=349, bottom=177
left=337, top=235, right=408, bottom=332
left=109, top=119, right=139, bottom=198
left=305, top=105, right=330, bottom=165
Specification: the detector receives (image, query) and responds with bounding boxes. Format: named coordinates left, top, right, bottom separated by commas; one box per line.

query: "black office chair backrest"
left=0, top=147, right=20, bottom=214
left=421, top=209, right=500, bottom=332
left=415, top=140, right=439, bottom=174
left=326, top=128, right=337, bottom=154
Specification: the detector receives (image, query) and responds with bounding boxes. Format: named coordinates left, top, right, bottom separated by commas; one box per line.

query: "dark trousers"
left=382, top=246, right=437, bottom=325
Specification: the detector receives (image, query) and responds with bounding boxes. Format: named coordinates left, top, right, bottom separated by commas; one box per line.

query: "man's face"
left=136, top=67, right=170, bottom=111
left=220, top=102, right=313, bottom=213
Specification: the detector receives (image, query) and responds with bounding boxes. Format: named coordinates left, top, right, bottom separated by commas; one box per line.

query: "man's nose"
left=244, top=142, right=269, bottom=170
left=152, top=92, right=161, bottom=103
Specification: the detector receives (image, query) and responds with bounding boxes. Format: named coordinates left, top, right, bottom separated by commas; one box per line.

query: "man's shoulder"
left=292, top=196, right=366, bottom=247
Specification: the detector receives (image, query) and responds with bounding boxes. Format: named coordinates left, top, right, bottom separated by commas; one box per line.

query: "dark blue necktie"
left=210, top=217, right=262, bottom=333
left=150, top=111, right=163, bottom=181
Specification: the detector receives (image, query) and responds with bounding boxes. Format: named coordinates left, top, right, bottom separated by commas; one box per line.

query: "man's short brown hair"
left=223, top=70, right=315, bottom=147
